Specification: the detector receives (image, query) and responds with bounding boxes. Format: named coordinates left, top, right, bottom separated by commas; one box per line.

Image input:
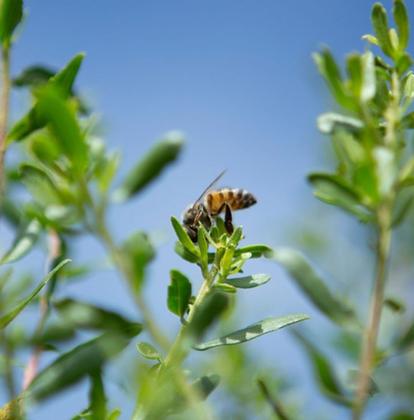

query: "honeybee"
left=182, top=171, right=257, bottom=242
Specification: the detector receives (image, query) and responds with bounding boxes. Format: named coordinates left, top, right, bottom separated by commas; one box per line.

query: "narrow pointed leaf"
left=113, top=133, right=184, bottom=202
left=28, top=327, right=140, bottom=401
left=0, top=219, right=41, bottom=264
left=293, top=331, right=351, bottom=406
left=225, top=273, right=270, bottom=289
left=308, top=173, right=372, bottom=222
left=170, top=216, right=199, bottom=257
left=0, top=259, right=71, bottom=329
left=36, top=86, right=87, bottom=172
left=270, top=248, right=359, bottom=328
left=54, top=298, right=141, bottom=333
left=0, top=0, right=22, bottom=46
left=234, top=244, right=272, bottom=259
left=8, top=53, right=85, bottom=142
left=194, top=313, right=309, bottom=351
left=13, top=65, right=55, bottom=88
left=188, top=291, right=229, bottom=341
left=167, top=270, right=192, bottom=317
left=393, top=0, right=409, bottom=52
left=371, top=3, right=394, bottom=57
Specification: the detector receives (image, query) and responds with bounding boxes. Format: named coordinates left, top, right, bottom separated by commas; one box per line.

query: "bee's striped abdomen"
left=205, top=188, right=257, bottom=216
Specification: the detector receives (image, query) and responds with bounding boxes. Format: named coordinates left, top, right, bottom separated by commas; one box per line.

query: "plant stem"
left=257, top=378, right=291, bottom=420
left=94, top=213, right=171, bottom=352
left=353, top=203, right=392, bottom=419
left=164, top=264, right=218, bottom=367
left=23, top=229, right=61, bottom=390
left=0, top=46, right=10, bottom=195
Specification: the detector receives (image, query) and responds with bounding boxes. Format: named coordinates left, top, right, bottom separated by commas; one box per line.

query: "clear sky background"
left=3, top=0, right=411, bottom=419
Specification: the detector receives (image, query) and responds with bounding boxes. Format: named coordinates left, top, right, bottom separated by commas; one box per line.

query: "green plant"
left=269, top=1, right=414, bottom=419
left=0, top=1, right=308, bottom=419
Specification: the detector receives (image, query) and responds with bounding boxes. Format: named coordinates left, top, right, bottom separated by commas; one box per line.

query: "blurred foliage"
left=0, top=0, right=413, bottom=419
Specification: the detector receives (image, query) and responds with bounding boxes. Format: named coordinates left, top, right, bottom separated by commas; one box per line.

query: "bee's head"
left=182, top=202, right=203, bottom=226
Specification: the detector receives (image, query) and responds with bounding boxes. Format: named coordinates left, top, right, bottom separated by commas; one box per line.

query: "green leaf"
left=362, top=34, right=379, bottom=46
left=54, top=298, right=141, bottom=333
left=225, top=273, right=270, bottom=289
left=170, top=216, right=200, bottom=258
left=371, top=3, right=394, bottom=57
left=0, top=0, right=22, bottom=47
left=50, top=53, right=85, bottom=97
left=174, top=241, right=199, bottom=263
left=308, top=173, right=372, bottom=222
left=28, top=328, right=140, bottom=401
left=347, top=53, right=375, bottom=102
left=293, top=331, right=351, bottom=406
left=121, top=231, right=155, bottom=293
left=234, top=244, right=272, bottom=259
left=384, top=296, right=405, bottom=313
left=197, top=225, right=209, bottom=272
left=270, top=248, right=359, bottom=328
left=213, top=283, right=237, bottom=294
left=88, top=370, right=107, bottom=420
left=393, top=0, right=409, bottom=52
left=317, top=113, right=363, bottom=135
left=192, top=374, right=220, bottom=400
left=0, top=219, right=41, bottom=264
left=137, top=342, right=162, bottom=361
left=313, top=50, right=354, bottom=110
left=188, top=291, right=229, bottom=341
left=395, top=318, right=414, bottom=351
left=0, top=259, right=70, bottom=329
left=374, top=146, right=396, bottom=197
left=112, top=132, right=184, bottom=202
left=36, top=86, right=87, bottom=172
left=402, top=111, right=414, bottom=129
left=388, top=412, right=414, bottom=420
left=194, top=313, right=308, bottom=351
left=167, top=270, right=192, bottom=318
left=13, top=65, right=55, bottom=88
left=8, top=53, right=85, bottom=143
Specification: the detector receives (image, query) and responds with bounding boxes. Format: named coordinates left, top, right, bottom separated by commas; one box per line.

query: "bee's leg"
left=224, top=203, right=234, bottom=235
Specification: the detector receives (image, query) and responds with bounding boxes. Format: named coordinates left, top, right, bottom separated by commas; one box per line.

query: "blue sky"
left=3, top=0, right=411, bottom=418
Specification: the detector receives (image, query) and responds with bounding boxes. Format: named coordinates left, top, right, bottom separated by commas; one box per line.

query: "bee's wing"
left=194, top=170, right=226, bottom=203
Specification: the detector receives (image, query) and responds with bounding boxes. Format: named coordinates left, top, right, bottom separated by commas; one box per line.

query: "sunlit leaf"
left=112, top=132, right=184, bottom=202
left=0, top=259, right=70, bottom=329
left=167, top=270, right=192, bottom=318
left=371, top=3, right=394, bottom=58
left=225, top=273, right=270, bottom=289
left=317, top=113, right=363, bottom=135
left=170, top=216, right=200, bottom=258
left=393, top=0, right=409, bottom=52
left=0, top=219, right=41, bottom=265
left=270, top=248, right=359, bottom=328
left=234, top=244, right=272, bottom=259
left=137, top=342, right=162, bottom=361
left=194, top=313, right=309, bottom=351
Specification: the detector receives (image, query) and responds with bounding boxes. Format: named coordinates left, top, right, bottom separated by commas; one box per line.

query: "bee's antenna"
left=194, top=169, right=226, bottom=204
